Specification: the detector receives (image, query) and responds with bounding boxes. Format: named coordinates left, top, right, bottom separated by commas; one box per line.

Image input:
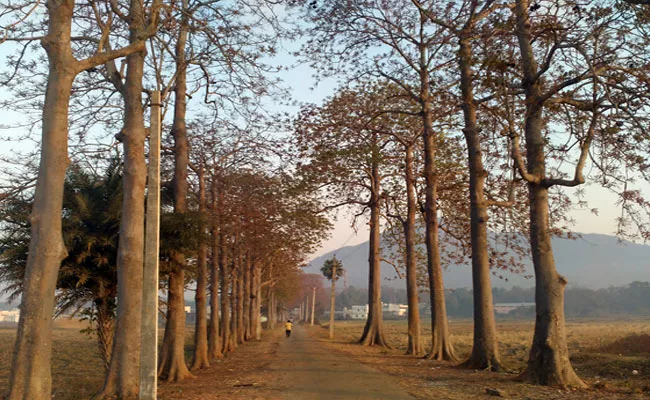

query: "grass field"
left=0, top=320, right=104, bottom=399
left=315, top=318, right=650, bottom=398
left=326, top=318, right=650, bottom=374
left=0, top=317, right=648, bottom=398
left=0, top=319, right=197, bottom=399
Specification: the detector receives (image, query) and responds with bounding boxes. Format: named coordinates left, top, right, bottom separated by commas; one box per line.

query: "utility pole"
left=140, top=90, right=161, bottom=400
left=310, top=287, right=316, bottom=326
left=329, top=261, right=336, bottom=339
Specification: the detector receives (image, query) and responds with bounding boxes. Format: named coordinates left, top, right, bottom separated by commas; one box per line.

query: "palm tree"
left=0, top=158, right=123, bottom=369
left=321, top=256, right=344, bottom=339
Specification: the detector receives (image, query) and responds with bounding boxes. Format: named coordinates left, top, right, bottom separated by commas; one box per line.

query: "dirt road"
left=158, top=325, right=415, bottom=399
left=271, top=326, right=414, bottom=400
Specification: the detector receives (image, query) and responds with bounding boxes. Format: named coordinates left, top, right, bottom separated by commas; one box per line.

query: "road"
left=270, top=326, right=414, bottom=400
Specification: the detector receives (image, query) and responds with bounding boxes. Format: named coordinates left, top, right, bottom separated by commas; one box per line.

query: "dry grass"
left=313, top=318, right=650, bottom=399
left=0, top=319, right=104, bottom=400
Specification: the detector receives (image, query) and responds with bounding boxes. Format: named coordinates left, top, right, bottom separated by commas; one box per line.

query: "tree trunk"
left=458, top=33, right=501, bottom=371
left=7, top=5, right=74, bottom=397
left=208, top=185, right=222, bottom=358
left=310, top=287, right=316, bottom=326
left=160, top=0, right=190, bottom=377
left=359, top=140, right=389, bottom=347
left=303, top=297, right=308, bottom=323
left=237, top=257, right=245, bottom=344
left=220, top=237, right=232, bottom=353
left=95, top=297, right=115, bottom=371
left=249, top=261, right=260, bottom=340
left=229, top=272, right=238, bottom=350
left=329, top=262, right=336, bottom=340
left=192, top=169, right=210, bottom=370
left=208, top=219, right=222, bottom=358
left=255, top=269, right=262, bottom=340
left=513, top=0, right=585, bottom=387
left=420, top=44, right=457, bottom=361
left=158, top=268, right=191, bottom=381
left=97, top=12, right=149, bottom=395
left=268, top=286, right=276, bottom=329
left=243, top=255, right=252, bottom=340
left=158, top=0, right=191, bottom=379
left=403, top=145, right=423, bottom=356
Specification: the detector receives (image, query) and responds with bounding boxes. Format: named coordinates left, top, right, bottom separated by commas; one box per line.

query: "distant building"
left=344, top=305, right=369, bottom=320
left=382, top=303, right=408, bottom=317
left=494, top=302, right=535, bottom=314
left=0, top=309, right=20, bottom=322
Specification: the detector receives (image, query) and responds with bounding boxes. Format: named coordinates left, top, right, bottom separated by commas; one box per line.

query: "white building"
left=0, top=309, right=20, bottom=322
left=344, top=305, right=369, bottom=320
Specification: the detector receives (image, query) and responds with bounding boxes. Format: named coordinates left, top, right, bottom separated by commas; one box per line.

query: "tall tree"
left=97, top=0, right=162, bottom=393
left=0, top=0, right=154, bottom=396
left=504, top=0, right=650, bottom=386
left=158, top=0, right=192, bottom=381
left=414, top=0, right=521, bottom=370
left=295, top=0, right=460, bottom=359
left=321, top=256, right=344, bottom=339
left=295, top=88, right=393, bottom=347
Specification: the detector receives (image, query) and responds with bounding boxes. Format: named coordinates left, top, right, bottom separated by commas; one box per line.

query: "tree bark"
left=420, top=43, right=457, bottom=362
left=403, top=145, right=424, bottom=356
left=513, top=0, right=585, bottom=387
left=192, top=169, right=210, bottom=370
left=7, top=5, right=74, bottom=397
left=458, top=32, right=502, bottom=371
left=359, top=136, right=389, bottom=347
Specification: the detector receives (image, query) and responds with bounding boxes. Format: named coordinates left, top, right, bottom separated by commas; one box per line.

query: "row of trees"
left=0, top=1, right=331, bottom=400
left=0, top=0, right=648, bottom=397
left=290, top=0, right=650, bottom=388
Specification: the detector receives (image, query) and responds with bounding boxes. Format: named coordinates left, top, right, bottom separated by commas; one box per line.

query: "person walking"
left=285, top=320, right=293, bottom=338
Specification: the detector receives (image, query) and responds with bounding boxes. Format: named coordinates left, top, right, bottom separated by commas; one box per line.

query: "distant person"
left=285, top=320, right=293, bottom=338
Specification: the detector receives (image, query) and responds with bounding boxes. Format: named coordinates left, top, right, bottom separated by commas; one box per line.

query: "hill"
left=305, top=233, right=650, bottom=289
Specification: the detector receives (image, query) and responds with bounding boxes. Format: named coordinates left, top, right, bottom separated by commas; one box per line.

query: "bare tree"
left=0, top=0, right=155, bottom=396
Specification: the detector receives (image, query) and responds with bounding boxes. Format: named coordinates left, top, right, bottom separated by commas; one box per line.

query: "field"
left=0, top=318, right=649, bottom=399
left=313, top=318, right=650, bottom=398
left=0, top=320, right=105, bottom=399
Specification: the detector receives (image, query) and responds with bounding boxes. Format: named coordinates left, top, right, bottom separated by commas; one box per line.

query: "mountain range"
left=305, top=233, right=650, bottom=289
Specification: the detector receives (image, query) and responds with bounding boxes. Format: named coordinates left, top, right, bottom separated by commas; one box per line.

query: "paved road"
left=270, top=326, right=414, bottom=400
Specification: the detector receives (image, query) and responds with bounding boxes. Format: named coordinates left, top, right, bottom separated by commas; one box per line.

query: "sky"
left=0, top=27, right=638, bottom=263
